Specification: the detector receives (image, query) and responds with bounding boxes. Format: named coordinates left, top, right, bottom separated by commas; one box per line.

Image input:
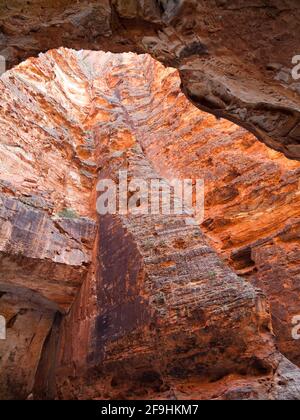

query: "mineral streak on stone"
left=1, top=49, right=300, bottom=400
left=0, top=1, right=300, bottom=160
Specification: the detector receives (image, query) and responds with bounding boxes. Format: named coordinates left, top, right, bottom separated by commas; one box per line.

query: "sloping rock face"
left=0, top=49, right=300, bottom=400
left=137, top=70, right=300, bottom=366
left=0, top=1, right=300, bottom=160
left=0, top=48, right=98, bottom=399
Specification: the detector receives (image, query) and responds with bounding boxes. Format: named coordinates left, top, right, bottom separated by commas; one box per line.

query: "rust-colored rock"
left=0, top=292, right=55, bottom=400
left=0, top=48, right=98, bottom=399
left=138, top=68, right=300, bottom=366
left=0, top=48, right=300, bottom=400
left=0, top=1, right=300, bottom=159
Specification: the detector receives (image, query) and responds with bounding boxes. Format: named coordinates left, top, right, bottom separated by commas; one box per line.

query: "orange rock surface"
left=1, top=1, right=300, bottom=160
left=0, top=49, right=300, bottom=400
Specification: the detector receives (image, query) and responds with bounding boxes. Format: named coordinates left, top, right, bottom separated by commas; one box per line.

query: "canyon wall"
left=0, top=1, right=300, bottom=160
left=1, top=48, right=300, bottom=399
left=138, top=69, right=300, bottom=366
left=0, top=48, right=97, bottom=398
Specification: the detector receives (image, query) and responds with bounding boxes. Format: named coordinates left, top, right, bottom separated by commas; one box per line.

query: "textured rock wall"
left=0, top=48, right=98, bottom=399
left=136, top=68, right=300, bottom=366
left=57, top=140, right=276, bottom=399
left=1, top=48, right=300, bottom=400
left=0, top=1, right=300, bottom=159
left=0, top=291, right=54, bottom=399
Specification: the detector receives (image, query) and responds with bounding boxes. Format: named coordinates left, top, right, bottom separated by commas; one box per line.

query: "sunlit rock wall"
left=0, top=49, right=300, bottom=400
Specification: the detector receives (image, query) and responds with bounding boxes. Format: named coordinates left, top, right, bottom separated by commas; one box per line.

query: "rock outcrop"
left=0, top=48, right=98, bottom=399
left=0, top=1, right=300, bottom=160
left=138, top=72, right=300, bottom=366
left=1, top=48, right=300, bottom=400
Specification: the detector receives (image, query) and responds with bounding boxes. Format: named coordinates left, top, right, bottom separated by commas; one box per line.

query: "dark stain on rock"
left=179, top=41, right=208, bottom=59
left=93, top=214, right=150, bottom=364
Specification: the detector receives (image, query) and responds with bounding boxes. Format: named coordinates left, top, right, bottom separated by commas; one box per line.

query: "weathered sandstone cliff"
left=0, top=1, right=300, bottom=160
left=0, top=48, right=300, bottom=400
left=138, top=70, right=300, bottom=366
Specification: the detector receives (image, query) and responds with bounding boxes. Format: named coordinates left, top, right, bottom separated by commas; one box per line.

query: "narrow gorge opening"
left=0, top=47, right=300, bottom=400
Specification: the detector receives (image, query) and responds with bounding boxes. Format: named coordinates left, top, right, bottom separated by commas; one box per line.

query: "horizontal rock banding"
left=0, top=48, right=300, bottom=400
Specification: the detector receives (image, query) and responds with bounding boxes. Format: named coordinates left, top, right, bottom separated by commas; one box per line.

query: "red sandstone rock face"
left=137, top=70, right=300, bottom=366
left=0, top=49, right=300, bottom=400
left=0, top=48, right=98, bottom=399
left=0, top=291, right=55, bottom=399
left=0, top=1, right=300, bottom=160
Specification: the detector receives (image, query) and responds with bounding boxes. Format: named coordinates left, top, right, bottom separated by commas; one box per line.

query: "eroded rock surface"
left=0, top=291, right=54, bottom=400
left=0, top=1, right=300, bottom=159
left=137, top=68, right=300, bottom=366
left=0, top=49, right=300, bottom=400
left=0, top=48, right=98, bottom=399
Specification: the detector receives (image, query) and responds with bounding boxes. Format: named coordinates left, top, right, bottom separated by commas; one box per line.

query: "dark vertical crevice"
left=33, top=312, right=63, bottom=400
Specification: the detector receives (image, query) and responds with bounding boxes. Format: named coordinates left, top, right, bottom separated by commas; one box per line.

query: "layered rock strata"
left=0, top=48, right=97, bottom=399
left=137, top=69, right=300, bottom=366
left=0, top=1, right=300, bottom=159
left=0, top=49, right=300, bottom=400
